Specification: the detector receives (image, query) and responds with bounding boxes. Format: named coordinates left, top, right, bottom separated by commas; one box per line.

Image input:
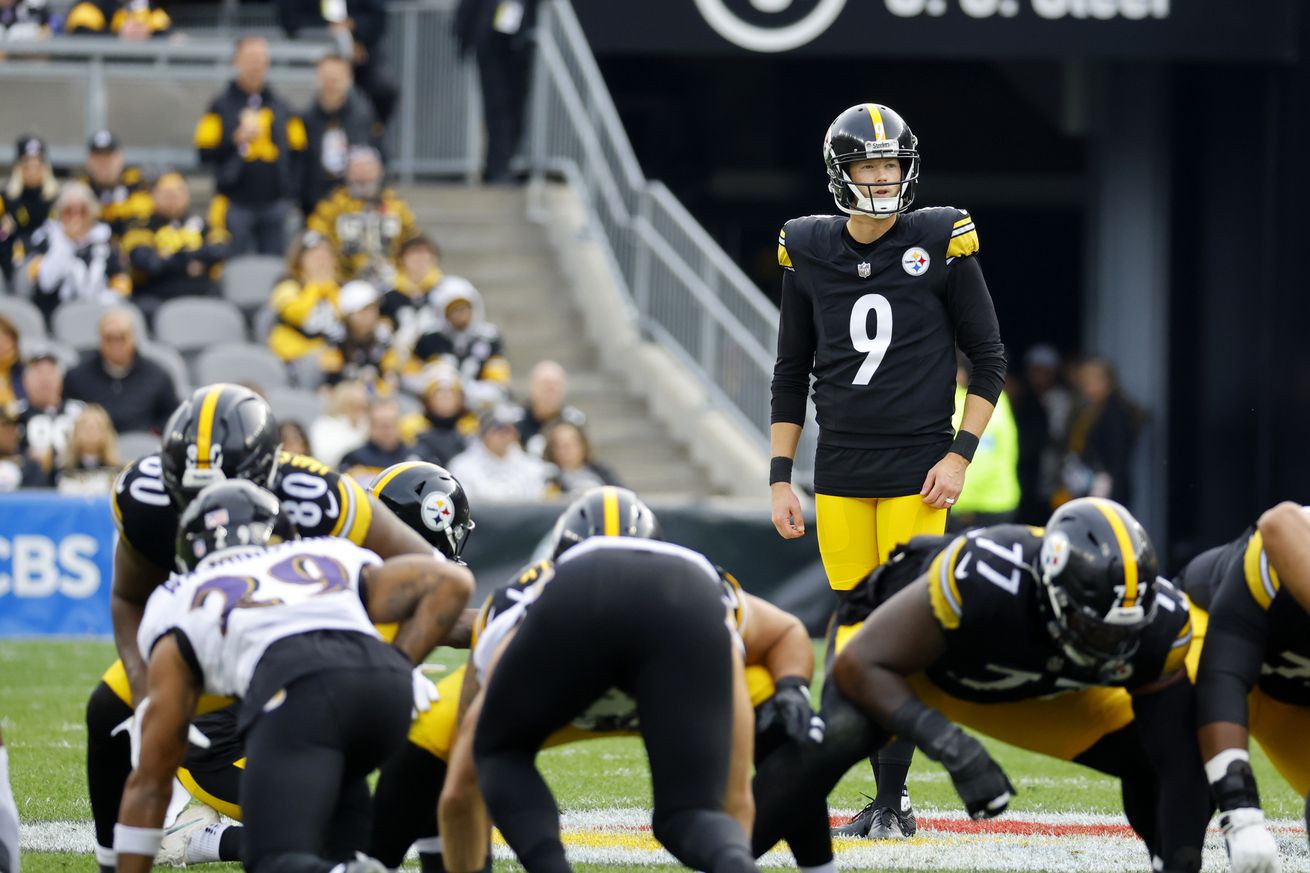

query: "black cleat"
left=831, top=787, right=917, bottom=839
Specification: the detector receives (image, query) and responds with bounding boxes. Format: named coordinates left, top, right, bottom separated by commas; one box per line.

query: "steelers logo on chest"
left=421, top=492, right=454, bottom=532
left=901, top=247, right=931, bottom=277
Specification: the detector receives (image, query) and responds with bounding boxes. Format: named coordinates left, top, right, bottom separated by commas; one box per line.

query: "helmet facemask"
left=824, top=135, right=920, bottom=219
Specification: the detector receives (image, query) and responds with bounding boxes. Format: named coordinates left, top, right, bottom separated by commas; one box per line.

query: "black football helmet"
left=823, top=103, right=920, bottom=218
left=176, top=480, right=297, bottom=571
left=551, top=486, right=661, bottom=558
left=160, top=384, right=280, bottom=508
left=1036, top=497, right=1158, bottom=669
left=368, top=461, right=474, bottom=561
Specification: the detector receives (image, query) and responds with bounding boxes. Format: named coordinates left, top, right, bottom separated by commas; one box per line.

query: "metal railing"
left=526, top=0, right=816, bottom=480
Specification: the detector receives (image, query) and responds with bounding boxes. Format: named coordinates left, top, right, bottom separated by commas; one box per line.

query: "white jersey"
left=137, top=537, right=383, bottom=699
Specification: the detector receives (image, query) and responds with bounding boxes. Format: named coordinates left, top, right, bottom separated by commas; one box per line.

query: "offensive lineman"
left=769, top=102, right=1007, bottom=837
left=752, top=498, right=1211, bottom=873
left=116, top=481, right=473, bottom=873
left=86, top=384, right=438, bottom=870
left=1181, top=502, right=1310, bottom=873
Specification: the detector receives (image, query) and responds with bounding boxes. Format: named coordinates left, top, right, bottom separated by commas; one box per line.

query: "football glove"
left=1219, top=809, right=1279, bottom=873
left=411, top=667, right=440, bottom=718
left=755, top=676, right=825, bottom=744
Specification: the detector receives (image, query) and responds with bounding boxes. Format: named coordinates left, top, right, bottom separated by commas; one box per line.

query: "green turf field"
left=3, top=639, right=1304, bottom=872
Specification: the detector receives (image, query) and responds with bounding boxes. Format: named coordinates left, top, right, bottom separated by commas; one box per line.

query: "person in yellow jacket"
left=948, top=356, right=1021, bottom=531
left=267, top=230, right=344, bottom=363
left=306, top=146, right=418, bottom=284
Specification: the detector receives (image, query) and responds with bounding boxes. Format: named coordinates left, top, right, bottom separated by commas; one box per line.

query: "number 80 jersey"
left=112, top=450, right=375, bottom=573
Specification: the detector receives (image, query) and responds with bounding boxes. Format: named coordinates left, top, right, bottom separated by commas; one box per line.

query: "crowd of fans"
left=0, top=23, right=618, bottom=501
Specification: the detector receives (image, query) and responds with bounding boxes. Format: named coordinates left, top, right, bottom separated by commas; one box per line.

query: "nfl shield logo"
left=857, top=262, right=871, bottom=279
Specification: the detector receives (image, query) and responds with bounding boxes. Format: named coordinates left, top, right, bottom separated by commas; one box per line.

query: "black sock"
left=219, top=825, right=244, bottom=862
left=874, top=738, right=914, bottom=810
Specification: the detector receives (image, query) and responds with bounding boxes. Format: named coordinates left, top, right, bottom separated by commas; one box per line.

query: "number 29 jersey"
left=112, top=450, right=374, bottom=573
left=771, top=208, right=1005, bottom=451
left=136, top=537, right=383, bottom=699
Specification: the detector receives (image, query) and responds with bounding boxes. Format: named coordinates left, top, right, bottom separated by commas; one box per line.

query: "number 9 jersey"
left=112, top=450, right=375, bottom=572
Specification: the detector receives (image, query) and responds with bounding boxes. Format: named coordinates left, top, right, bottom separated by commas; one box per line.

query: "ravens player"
left=84, top=384, right=436, bottom=872
left=1183, top=502, right=1310, bottom=873
left=116, top=481, right=472, bottom=873
left=769, top=102, right=1007, bottom=837
left=367, top=485, right=823, bottom=873
left=752, top=498, right=1211, bottom=873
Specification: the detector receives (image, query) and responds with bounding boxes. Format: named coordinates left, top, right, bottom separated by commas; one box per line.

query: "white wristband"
left=1205, top=747, right=1250, bottom=784
left=114, top=823, right=164, bottom=857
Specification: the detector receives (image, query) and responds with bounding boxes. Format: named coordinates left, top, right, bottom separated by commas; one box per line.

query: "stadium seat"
left=138, top=341, right=192, bottom=398
left=252, top=306, right=278, bottom=344
left=222, top=255, right=285, bottom=312
left=394, top=392, right=422, bottom=417
left=193, top=342, right=289, bottom=390
left=52, top=301, right=149, bottom=352
left=44, top=339, right=81, bottom=371
left=117, top=430, right=161, bottom=463
left=0, top=296, right=46, bottom=342
left=154, top=297, right=248, bottom=355
left=263, top=386, right=325, bottom=427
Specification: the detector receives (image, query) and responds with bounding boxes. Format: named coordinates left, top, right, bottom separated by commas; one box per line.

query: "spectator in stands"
left=18, top=345, right=84, bottom=476
left=196, top=35, right=307, bottom=256
left=448, top=403, right=551, bottom=502
left=0, top=402, right=46, bottom=490
left=65, top=0, right=170, bottom=38
left=1022, top=343, right=1073, bottom=518
left=279, top=419, right=312, bottom=456
left=403, top=363, right=475, bottom=466
left=54, top=403, right=121, bottom=494
left=1056, top=355, right=1141, bottom=508
left=300, top=53, right=380, bottom=216
left=25, top=182, right=132, bottom=324
left=454, top=0, right=539, bottom=183
left=320, top=280, right=399, bottom=394
left=413, top=275, right=509, bottom=409
left=0, top=0, right=51, bottom=39
left=340, top=397, right=417, bottom=483
left=122, top=172, right=230, bottom=319
left=1, top=135, right=58, bottom=284
left=381, top=234, right=442, bottom=340
left=946, top=356, right=1020, bottom=532
left=0, top=316, right=22, bottom=408
left=516, top=359, right=585, bottom=457
left=268, top=230, right=344, bottom=364
left=308, top=146, right=417, bottom=285
left=277, top=0, right=398, bottom=125
left=77, top=131, right=153, bottom=240
left=310, top=379, right=369, bottom=467
left=64, top=309, right=177, bottom=433
left=543, top=420, right=616, bottom=496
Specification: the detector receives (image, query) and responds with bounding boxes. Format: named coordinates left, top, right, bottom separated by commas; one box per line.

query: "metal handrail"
left=0, top=36, right=328, bottom=63
left=526, top=0, right=818, bottom=481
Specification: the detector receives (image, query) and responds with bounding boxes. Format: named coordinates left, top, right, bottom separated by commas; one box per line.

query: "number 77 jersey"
left=776, top=207, right=995, bottom=446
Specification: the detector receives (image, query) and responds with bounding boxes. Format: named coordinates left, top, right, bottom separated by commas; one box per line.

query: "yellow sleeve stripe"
left=1243, top=531, right=1281, bottom=610
left=946, top=228, right=980, bottom=260
left=950, top=222, right=976, bottom=237
left=953, top=213, right=973, bottom=227
left=777, top=242, right=793, bottom=269
left=1163, top=619, right=1193, bottom=675
left=927, top=536, right=968, bottom=630
left=330, top=477, right=374, bottom=544
left=195, top=114, right=224, bottom=150
left=470, top=593, right=494, bottom=650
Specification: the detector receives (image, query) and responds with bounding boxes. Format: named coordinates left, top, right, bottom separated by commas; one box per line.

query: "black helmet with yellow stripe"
left=551, top=486, right=661, bottom=559
left=1037, top=497, right=1158, bottom=669
left=368, top=461, right=473, bottom=561
left=160, top=384, right=280, bottom=508
left=823, top=103, right=920, bottom=218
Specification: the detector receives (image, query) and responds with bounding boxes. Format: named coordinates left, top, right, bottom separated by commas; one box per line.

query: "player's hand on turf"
left=944, top=733, right=1014, bottom=819
left=921, top=453, right=967, bottom=510
left=411, top=667, right=440, bottom=718
left=1220, top=808, right=1280, bottom=873
left=756, top=677, right=824, bottom=744
left=771, top=483, right=806, bottom=539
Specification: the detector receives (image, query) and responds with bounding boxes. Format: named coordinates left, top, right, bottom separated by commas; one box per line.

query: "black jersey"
left=846, top=525, right=1192, bottom=703
left=771, top=208, right=1005, bottom=453
left=111, top=450, right=373, bottom=573
left=1190, top=527, right=1310, bottom=707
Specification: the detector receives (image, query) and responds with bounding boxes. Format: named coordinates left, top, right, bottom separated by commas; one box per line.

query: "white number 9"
left=849, top=293, right=893, bottom=385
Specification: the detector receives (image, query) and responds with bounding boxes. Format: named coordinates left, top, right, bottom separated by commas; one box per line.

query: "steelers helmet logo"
left=693, top=0, right=848, bottom=53
left=901, top=247, right=930, bottom=276
left=1040, top=531, right=1071, bottom=581
left=420, top=491, right=454, bottom=533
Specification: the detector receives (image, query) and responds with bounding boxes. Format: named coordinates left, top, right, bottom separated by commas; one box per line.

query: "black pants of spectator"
left=476, top=32, right=532, bottom=183
left=241, top=667, right=412, bottom=873
left=226, top=199, right=291, bottom=257
left=473, top=560, right=758, bottom=873
left=354, top=56, right=399, bottom=127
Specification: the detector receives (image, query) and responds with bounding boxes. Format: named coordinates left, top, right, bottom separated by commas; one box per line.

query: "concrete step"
left=440, top=252, right=558, bottom=279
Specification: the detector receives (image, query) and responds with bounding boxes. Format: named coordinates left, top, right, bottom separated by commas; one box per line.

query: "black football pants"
left=473, top=566, right=757, bottom=873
